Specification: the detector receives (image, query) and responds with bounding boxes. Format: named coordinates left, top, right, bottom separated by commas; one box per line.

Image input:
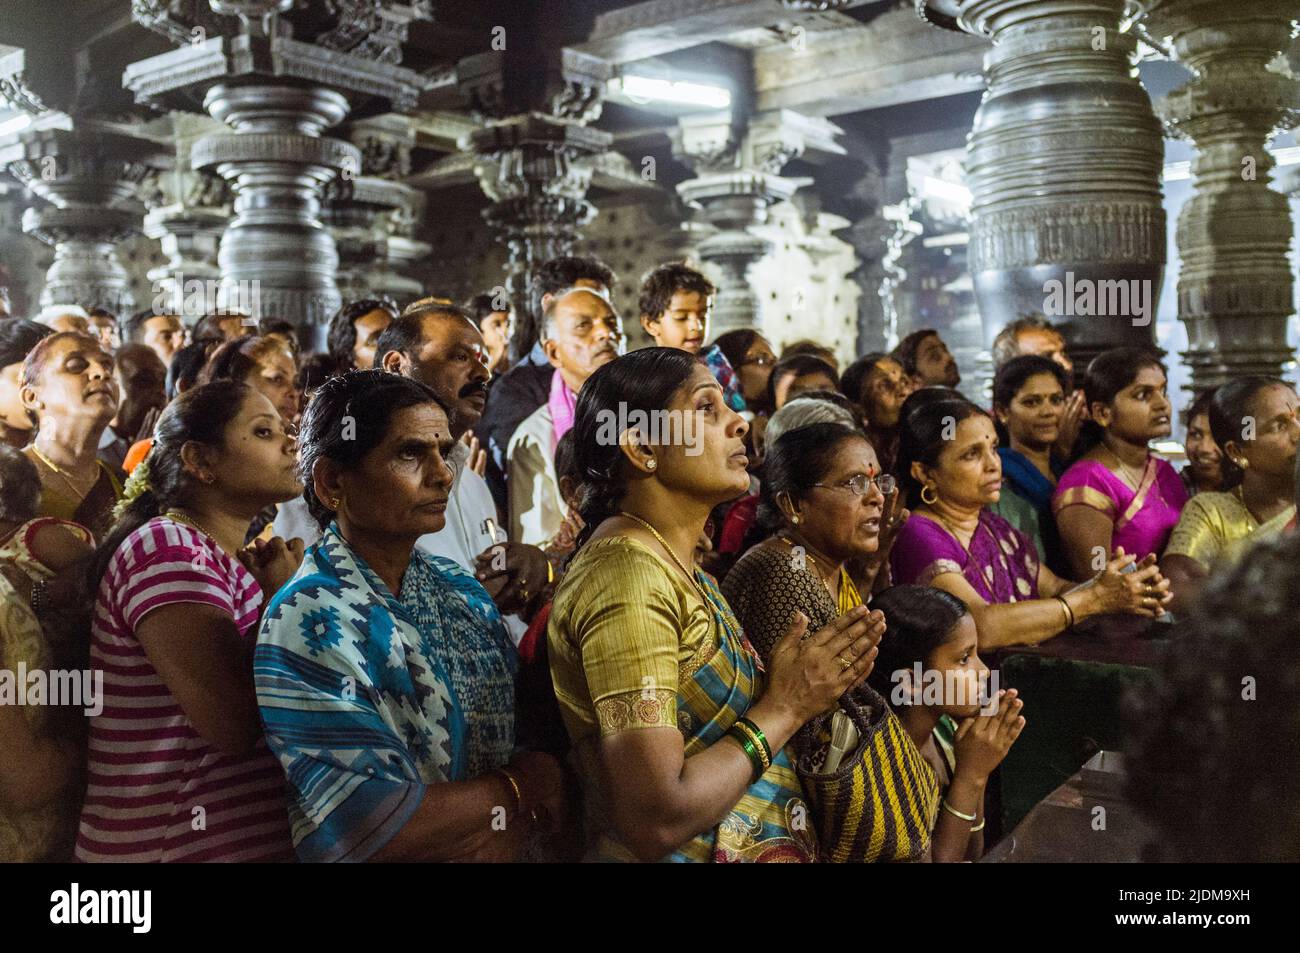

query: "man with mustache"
left=376, top=301, right=552, bottom=636
left=508, top=287, right=625, bottom=546
left=477, top=255, right=616, bottom=515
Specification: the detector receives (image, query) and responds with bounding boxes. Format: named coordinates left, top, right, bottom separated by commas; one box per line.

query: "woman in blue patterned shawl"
left=256, top=371, right=564, bottom=862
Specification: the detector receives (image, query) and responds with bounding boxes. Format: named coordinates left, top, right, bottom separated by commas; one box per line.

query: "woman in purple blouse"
left=890, top=397, right=1169, bottom=651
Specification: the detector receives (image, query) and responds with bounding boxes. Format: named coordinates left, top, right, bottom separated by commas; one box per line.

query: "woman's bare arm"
left=1056, top=504, right=1115, bottom=581
left=135, top=603, right=264, bottom=757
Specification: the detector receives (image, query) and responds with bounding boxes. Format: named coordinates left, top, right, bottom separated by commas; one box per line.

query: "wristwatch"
left=30, top=577, right=51, bottom=618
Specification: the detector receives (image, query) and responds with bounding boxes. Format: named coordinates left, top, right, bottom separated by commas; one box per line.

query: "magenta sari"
left=1051, top=457, right=1187, bottom=561
left=890, top=510, right=1041, bottom=604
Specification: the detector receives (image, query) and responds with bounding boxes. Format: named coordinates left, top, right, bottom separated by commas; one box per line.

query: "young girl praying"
left=868, top=585, right=1026, bottom=862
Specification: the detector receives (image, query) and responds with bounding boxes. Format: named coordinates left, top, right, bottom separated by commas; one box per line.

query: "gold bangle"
left=494, top=768, right=524, bottom=816
left=1055, top=594, right=1074, bottom=629
left=941, top=798, right=977, bottom=823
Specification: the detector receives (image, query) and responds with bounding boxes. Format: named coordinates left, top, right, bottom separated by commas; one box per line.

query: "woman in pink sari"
left=890, top=398, right=1169, bottom=651
left=1053, top=348, right=1188, bottom=579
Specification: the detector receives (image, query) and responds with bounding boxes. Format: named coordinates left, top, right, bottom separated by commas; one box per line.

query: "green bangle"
left=731, top=719, right=771, bottom=772
left=735, top=716, right=772, bottom=765
left=728, top=727, right=765, bottom=783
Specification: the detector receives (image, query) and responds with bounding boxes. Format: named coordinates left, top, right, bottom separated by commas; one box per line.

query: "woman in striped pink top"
left=76, top=380, right=304, bottom=862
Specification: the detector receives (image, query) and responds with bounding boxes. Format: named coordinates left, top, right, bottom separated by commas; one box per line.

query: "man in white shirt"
left=377, top=300, right=551, bottom=639
left=507, top=287, right=624, bottom=546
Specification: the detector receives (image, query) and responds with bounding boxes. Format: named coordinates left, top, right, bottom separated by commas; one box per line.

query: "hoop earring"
left=920, top=484, right=939, bottom=506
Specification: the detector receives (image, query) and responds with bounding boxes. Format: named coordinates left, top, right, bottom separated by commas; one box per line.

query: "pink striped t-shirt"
left=75, top=517, right=294, bottom=862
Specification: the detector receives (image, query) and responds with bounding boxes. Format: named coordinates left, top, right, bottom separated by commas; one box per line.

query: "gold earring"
left=921, top=484, right=939, bottom=505
left=792, top=513, right=801, bottom=525
left=646, top=458, right=657, bottom=470
left=1236, top=458, right=1249, bottom=470
left=331, top=497, right=342, bottom=508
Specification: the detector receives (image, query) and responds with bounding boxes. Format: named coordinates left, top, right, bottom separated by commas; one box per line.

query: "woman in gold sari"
left=1163, top=377, right=1298, bottom=612
left=548, top=348, right=883, bottom=862
left=19, top=332, right=123, bottom=540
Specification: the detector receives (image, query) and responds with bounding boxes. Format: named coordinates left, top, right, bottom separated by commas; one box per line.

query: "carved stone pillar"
left=879, top=197, right=924, bottom=351
left=1147, top=0, right=1300, bottom=392
left=124, top=0, right=429, bottom=333
left=839, top=163, right=891, bottom=356
left=918, top=0, right=1167, bottom=370
left=325, top=114, right=426, bottom=305
left=0, top=127, right=159, bottom=315
left=443, top=49, right=612, bottom=361
left=672, top=110, right=842, bottom=336
left=140, top=116, right=231, bottom=322
left=382, top=190, right=431, bottom=304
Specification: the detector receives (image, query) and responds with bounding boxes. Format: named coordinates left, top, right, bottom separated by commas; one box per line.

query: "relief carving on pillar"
left=969, top=201, right=1166, bottom=272
left=318, top=1, right=433, bottom=64
left=191, top=131, right=359, bottom=171
left=131, top=0, right=233, bottom=46
left=0, top=74, right=49, bottom=117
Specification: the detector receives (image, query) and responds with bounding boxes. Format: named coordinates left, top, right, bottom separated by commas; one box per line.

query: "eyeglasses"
left=811, top=473, right=897, bottom=497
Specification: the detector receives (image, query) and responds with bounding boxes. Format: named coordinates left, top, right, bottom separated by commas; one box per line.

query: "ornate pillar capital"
left=670, top=109, right=841, bottom=335
left=124, top=0, right=431, bottom=334
left=0, top=125, right=163, bottom=315
left=441, top=44, right=613, bottom=360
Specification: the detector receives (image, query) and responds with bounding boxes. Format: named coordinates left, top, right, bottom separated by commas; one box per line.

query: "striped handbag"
left=794, top=686, right=941, bottom=863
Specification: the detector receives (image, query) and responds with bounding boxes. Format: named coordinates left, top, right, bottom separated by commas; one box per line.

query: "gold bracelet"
left=1055, top=595, right=1074, bottom=629
left=941, top=798, right=977, bottom=823
left=494, top=768, right=524, bottom=816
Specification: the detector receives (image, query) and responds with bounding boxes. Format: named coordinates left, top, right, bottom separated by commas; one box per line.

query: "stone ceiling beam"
left=575, top=0, right=881, bottom=65
left=753, top=6, right=987, bottom=116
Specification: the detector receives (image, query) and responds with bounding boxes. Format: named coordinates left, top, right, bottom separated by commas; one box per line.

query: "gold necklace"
left=1103, top=444, right=1146, bottom=490
left=166, top=508, right=218, bottom=541
left=619, top=510, right=703, bottom=595
left=30, top=445, right=96, bottom=502
left=776, top=534, right=856, bottom=612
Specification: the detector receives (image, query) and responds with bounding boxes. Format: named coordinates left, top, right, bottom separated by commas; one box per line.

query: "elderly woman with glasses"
left=723, top=421, right=903, bottom=661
